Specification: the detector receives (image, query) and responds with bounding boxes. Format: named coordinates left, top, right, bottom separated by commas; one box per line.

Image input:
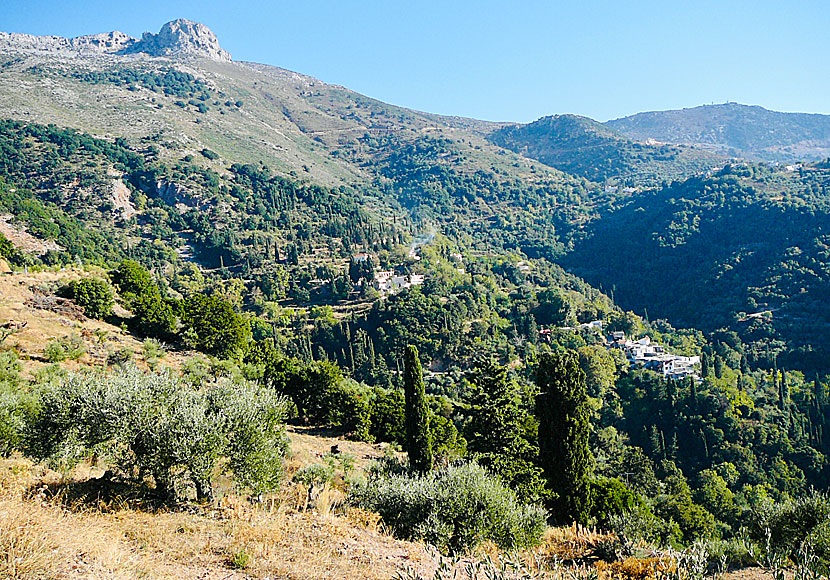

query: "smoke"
left=408, top=224, right=437, bottom=258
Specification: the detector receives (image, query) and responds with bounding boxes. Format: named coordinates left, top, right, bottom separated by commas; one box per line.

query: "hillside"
left=563, top=162, right=830, bottom=371
left=608, top=103, right=830, bottom=162
left=488, top=114, right=722, bottom=186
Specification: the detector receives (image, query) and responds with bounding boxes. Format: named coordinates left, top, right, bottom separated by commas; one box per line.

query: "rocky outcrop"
left=0, top=19, right=231, bottom=62
left=125, top=19, right=231, bottom=62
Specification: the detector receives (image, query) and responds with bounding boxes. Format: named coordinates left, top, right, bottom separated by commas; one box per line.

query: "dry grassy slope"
left=0, top=447, right=434, bottom=580
left=0, top=48, right=563, bottom=190
left=0, top=269, right=188, bottom=375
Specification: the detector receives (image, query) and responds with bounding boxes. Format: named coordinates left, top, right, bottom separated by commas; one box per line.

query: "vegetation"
left=65, top=277, right=114, bottom=319
left=350, top=459, right=547, bottom=553
left=537, top=351, right=592, bottom=524
left=1, top=54, right=830, bottom=577
left=25, top=366, right=289, bottom=501
left=404, top=345, right=432, bottom=473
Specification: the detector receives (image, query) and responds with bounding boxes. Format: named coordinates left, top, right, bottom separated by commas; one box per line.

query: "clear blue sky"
left=2, top=0, right=828, bottom=122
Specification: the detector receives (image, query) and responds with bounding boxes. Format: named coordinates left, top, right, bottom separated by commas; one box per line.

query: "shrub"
left=368, top=387, right=405, bottom=443
left=350, top=459, right=547, bottom=553
left=67, top=277, right=114, bottom=319
left=43, top=334, right=86, bottom=362
left=110, top=259, right=154, bottom=299
left=130, top=294, right=178, bottom=339
left=590, top=477, right=641, bottom=524
left=25, top=366, right=289, bottom=501
left=0, top=375, right=31, bottom=456
left=142, top=338, right=165, bottom=368
left=750, top=491, right=830, bottom=566
left=607, top=505, right=683, bottom=549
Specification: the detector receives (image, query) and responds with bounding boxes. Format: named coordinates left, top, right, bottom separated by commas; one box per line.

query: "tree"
left=181, top=294, right=250, bottom=359
left=68, top=277, right=114, bottom=319
left=536, top=351, right=592, bottom=523
left=404, top=345, right=432, bottom=473
left=465, top=358, right=546, bottom=503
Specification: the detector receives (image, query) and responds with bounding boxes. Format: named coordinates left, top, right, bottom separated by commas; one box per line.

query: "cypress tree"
left=404, top=345, right=432, bottom=473
left=714, top=355, right=723, bottom=379
left=536, top=351, right=592, bottom=524
left=701, top=352, right=710, bottom=377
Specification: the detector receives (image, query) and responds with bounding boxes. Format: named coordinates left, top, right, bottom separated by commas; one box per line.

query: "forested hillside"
left=1, top=21, right=830, bottom=579
left=488, top=114, right=721, bottom=186
left=563, top=162, right=830, bottom=373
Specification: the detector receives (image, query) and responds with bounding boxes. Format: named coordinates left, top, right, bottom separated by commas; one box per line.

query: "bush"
left=110, top=260, right=154, bottom=299
left=350, top=459, right=547, bottom=553
left=0, top=357, right=31, bottom=455
left=607, top=504, right=683, bottom=549
left=25, top=366, right=289, bottom=501
left=67, top=277, right=114, bottom=319
left=590, top=477, right=641, bottom=524
left=368, top=387, right=405, bottom=443
left=750, top=491, right=830, bottom=565
left=43, top=334, right=86, bottom=362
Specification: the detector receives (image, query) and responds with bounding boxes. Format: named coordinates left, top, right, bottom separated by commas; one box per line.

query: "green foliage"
left=464, top=358, right=546, bottom=504
left=69, top=66, right=212, bottom=99
left=536, top=351, right=592, bottom=523
left=181, top=294, right=251, bottom=359
left=110, top=260, right=155, bottom=301
left=0, top=352, right=29, bottom=456
left=25, top=366, right=289, bottom=501
left=43, top=334, right=86, bottom=362
left=404, top=345, right=432, bottom=473
left=0, top=231, right=24, bottom=266
left=750, top=491, right=830, bottom=564
left=67, top=277, right=114, bottom=319
left=589, top=477, right=640, bottom=523
left=656, top=464, right=719, bottom=544
left=368, top=387, right=405, bottom=443
left=351, top=459, right=547, bottom=553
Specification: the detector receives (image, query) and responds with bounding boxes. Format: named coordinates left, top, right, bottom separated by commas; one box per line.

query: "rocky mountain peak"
left=0, top=19, right=231, bottom=62
left=127, top=19, right=231, bottom=62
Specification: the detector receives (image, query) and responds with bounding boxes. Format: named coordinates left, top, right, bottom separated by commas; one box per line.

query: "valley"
left=0, top=17, right=828, bottom=580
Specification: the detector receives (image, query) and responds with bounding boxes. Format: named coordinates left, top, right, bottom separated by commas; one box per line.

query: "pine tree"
left=404, top=345, right=432, bottom=473
left=536, top=351, right=592, bottom=524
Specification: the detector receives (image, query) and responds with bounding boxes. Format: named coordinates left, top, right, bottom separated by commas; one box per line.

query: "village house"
left=606, top=332, right=700, bottom=379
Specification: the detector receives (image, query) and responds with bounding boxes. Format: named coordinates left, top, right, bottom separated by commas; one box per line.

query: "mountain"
left=488, top=114, right=722, bottom=185
left=0, top=18, right=230, bottom=61
left=4, top=20, right=830, bottom=372
left=608, top=103, right=830, bottom=162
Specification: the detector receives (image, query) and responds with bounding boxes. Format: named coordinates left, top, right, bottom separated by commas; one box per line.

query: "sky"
left=1, top=0, right=828, bottom=123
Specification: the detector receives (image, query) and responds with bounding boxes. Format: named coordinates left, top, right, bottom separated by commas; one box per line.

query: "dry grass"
left=0, top=448, right=433, bottom=580
left=0, top=268, right=189, bottom=375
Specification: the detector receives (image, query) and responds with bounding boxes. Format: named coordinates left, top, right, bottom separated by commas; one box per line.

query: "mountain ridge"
left=608, top=102, right=830, bottom=162
left=0, top=19, right=231, bottom=62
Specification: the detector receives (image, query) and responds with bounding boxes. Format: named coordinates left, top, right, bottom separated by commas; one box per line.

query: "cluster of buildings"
left=546, top=319, right=701, bottom=380
left=607, top=332, right=700, bottom=380
left=352, top=253, right=426, bottom=296
left=373, top=270, right=425, bottom=295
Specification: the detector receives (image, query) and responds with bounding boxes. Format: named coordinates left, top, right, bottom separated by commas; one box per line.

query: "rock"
left=125, top=19, right=232, bottom=62
left=0, top=19, right=231, bottom=62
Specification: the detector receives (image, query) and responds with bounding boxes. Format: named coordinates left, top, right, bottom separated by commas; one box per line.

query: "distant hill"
left=608, top=103, right=830, bottom=162
left=488, top=114, right=721, bottom=185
